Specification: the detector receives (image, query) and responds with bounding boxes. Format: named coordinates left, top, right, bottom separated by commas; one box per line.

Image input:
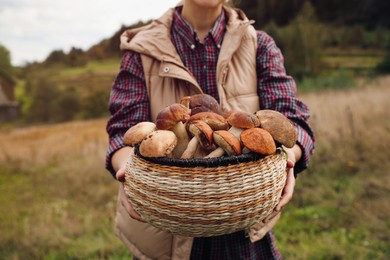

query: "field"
left=1, top=76, right=389, bottom=259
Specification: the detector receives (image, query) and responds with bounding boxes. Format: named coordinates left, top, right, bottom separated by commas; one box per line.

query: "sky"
left=0, top=0, right=180, bottom=66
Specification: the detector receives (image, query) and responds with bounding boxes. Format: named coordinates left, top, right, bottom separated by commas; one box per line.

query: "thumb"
left=116, top=167, right=126, bottom=182
left=286, top=159, right=295, bottom=169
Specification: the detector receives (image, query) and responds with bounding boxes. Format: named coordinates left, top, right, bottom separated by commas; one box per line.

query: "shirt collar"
left=172, top=6, right=226, bottom=48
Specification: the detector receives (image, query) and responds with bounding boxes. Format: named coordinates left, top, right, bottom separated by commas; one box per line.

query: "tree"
left=81, top=89, right=109, bottom=119
left=0, top=44, right=12, bottom=74
left=281, top=1, right=324, bottom=79
left=52, top=86, right=81, bottom=122
left=67, top=47, right=86, bottom=67
left=26, top=77, right=59, bottom=123
left=45, top=50, right=68, bottom=64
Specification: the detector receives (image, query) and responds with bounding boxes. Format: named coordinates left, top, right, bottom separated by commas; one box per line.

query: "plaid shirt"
left=107, top=7, right=315, bottom=260
left=106, top=9, right=315, bottom=177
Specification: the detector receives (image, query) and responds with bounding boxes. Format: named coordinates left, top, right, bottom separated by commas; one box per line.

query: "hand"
left=264, top=146, right=298, bottom=222
left=276, top=156, right=296, bottom=212
left=116, top=166, right=144, bottom=222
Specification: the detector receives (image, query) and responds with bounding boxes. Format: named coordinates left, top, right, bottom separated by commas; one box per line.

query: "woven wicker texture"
left=124, top=150, right=287, bottom=237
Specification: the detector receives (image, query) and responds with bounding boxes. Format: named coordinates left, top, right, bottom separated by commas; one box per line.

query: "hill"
left=1, top=77, right=389, bottom=259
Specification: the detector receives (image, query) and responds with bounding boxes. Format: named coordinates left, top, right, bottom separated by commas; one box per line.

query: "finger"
left=116, top=167, right=126, bottom=182
left=275, top=169, right=295, bottom=211
left=119, top=183, right=145, bottom=222
left=286, top=159, right=295, bottom=168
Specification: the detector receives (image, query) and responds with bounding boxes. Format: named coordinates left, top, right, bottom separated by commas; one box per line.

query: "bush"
left=376, top=56, right=390, bottom=74
left=297, top=69, right=356, bottom=92
left=375, top=39, right=390, bottom=74
left=22, top=77, right=85, bottom=123
left=80, top=89, right=109, bottom=119
left=52, top=87, right=81, bottom=122
left=25, top=77, right=60, bottom=123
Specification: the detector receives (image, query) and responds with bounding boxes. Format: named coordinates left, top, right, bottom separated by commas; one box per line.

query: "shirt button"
left=163, top=67, right=170, bottom=73
left=203, top=65, right=207, bottom=70
left=217, top=44, right=221, bottom=49
left=190, top=44, right=195, bottom=50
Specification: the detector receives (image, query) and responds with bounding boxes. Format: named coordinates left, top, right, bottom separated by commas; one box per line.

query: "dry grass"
left=0, top=119, right=107, bottom=166
left=0, top=119, right=128, bottom=258
left=300, top=76, right=390, bottom=164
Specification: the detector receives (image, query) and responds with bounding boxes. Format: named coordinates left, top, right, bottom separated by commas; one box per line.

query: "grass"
left=323, top=55, right=382, bottom=70
left=0, top=119, right=132, bottom=259
left=54, top=58, right=120, bottom=79
left=274, top=77, right=390, bottom=259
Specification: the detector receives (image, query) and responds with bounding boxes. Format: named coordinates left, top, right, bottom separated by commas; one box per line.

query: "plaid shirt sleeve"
left=105, top=51, right=151, bottom=177
left=256, top=31, right=316, bottom=174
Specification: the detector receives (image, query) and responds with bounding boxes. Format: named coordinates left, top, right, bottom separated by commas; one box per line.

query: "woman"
left=106, top=0, right=315, bottom=259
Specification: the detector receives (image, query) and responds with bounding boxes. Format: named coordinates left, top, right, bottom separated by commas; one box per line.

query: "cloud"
left=0, top=0, right=179, bottom=66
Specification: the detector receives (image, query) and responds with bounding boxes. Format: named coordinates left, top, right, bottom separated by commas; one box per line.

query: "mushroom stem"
left=181, top=136, right=199, bottom=159
left=170, top=121, right=190, bottom=158
left=205, top=147, right=224, bottom=158
left=228, top=126, right=244, bottom=139
left=204, top=126, right=243, bottom=158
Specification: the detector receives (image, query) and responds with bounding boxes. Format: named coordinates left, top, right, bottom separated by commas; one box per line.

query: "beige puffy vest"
left=120, top=5, right=260, bottom=121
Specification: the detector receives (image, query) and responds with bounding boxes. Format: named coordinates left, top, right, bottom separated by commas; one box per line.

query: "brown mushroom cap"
left=227, top=111, right=260, bottom=129
left=187, top=120, right=214, bottom=150
left=139, top=130, right=177, bottom=157
left=123, top=121, right=157, bottom=146
left=222, top=110, right=234, bottom=120
left=213, top=130, right=242, bottom=156
left=187, top=94, right=222, bottom=115
left=188, top=111, right=229, bottom=131
left=181, top=120, right=215, bottom=159
left=240, top=128, right=276, bottom=155
left=156, top=103, right=191, bottom=130
left=255, top=110, right=297, bottom=148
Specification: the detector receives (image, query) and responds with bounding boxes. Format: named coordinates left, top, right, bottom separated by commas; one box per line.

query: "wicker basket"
left=124, top=147, right=287, bottom=237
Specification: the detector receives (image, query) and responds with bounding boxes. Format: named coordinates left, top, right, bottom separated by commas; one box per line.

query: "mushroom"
left=155, top=103, right=191, bottom=158
left=187, top=111, right=229, bottom=131
left=183, top=94, right=223, bottom=116
left=123, top=121, right=157, bottom=146
left=254, top=110, right=297, bottom=148
left=222, top=110, right=234, bottom=120
left=139, top=130, right=178, bottom=157
left=205, top=130, right=242, bottom=158
left=240, top=128, right=276, bottom=155
left=181, top=120, right=214, bottom=159
left=227, top=110, right=260, bottom=129
left=204, top=110, right=261, bottom=157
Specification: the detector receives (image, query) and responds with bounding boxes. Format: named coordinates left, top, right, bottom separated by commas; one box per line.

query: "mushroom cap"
left=240, top=128, right=276, bottom=155
left=255, top=110, right=297, bottom=148
left=222, top=110, right=234, bottom=120
left=123, top=121, right=157, bottom=146
left=187, top=120, right=215, bottom=150
left=227, top=111, right=260, bottom=129
left=187, top=94, right=222, bottom=115
left=156, top=103, right=191, bottom=130
left=188, top=111, right=229, bottom=131
left=213, top=130, right=242, bottom=156
left=139, top=130, right=178, bottom=157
